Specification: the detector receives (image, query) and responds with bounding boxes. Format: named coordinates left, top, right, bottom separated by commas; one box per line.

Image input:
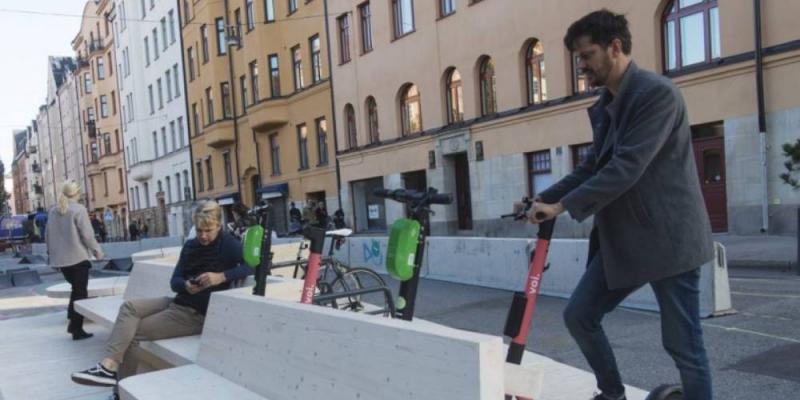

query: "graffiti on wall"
left=362, top=239, right=383, bottom=267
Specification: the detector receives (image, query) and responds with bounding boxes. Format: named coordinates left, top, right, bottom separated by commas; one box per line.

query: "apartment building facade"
left=73, top=0, right=129, bottom=239
left=328, top=0, right=800, bottom=236
left=180, top=0, right=337, bottom=233
left=113, top=0, right=194, bottom=237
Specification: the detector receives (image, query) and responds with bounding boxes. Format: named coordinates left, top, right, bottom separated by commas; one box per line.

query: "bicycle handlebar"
left=373, top=188, right=452, bottom=205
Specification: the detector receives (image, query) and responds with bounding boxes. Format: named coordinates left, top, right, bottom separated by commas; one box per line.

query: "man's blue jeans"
left=563, top=253, right=712, bottom=400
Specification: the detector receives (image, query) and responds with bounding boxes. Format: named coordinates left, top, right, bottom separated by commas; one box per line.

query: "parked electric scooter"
left=373, top=187, right=452, bottom=321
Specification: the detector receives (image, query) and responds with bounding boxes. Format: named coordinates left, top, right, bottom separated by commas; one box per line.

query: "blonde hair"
left=58, top=181, right=81, bottom=215
left=193, top=201, right=222, bottom=228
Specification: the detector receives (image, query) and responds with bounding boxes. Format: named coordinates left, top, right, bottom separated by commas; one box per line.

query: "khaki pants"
left=105, top=297, right=204, bottom=379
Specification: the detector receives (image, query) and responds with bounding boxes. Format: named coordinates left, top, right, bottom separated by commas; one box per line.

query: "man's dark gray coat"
left=539, top=62, right=714, bottom=289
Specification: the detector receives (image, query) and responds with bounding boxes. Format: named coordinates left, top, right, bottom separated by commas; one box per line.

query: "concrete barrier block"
left=11, top=270, right=42, bottom=287
left=0, top=273, right=12, bottom=290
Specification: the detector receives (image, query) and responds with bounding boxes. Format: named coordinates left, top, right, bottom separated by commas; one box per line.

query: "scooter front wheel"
left=645, top=384, right=683, bottom=400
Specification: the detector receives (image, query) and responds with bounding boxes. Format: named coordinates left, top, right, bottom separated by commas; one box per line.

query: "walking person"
left=46, top=181, right=104, bottom=340
left=128, top=220, right=139, bottom=241
left=521, top=10, right=714, bottom=400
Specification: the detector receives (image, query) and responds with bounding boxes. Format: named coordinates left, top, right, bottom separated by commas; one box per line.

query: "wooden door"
left=693, top=136, right=728, bottom=232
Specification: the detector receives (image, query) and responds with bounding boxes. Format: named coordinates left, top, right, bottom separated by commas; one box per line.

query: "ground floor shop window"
left=351, top=177, right=386, bottom=232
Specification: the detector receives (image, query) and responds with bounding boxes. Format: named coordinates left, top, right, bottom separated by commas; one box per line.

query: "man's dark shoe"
left=72, top=330, right=94, bottom=340
left=71, top=363, right=117, bottom=386
left=593, top=394, right=626, bottom=400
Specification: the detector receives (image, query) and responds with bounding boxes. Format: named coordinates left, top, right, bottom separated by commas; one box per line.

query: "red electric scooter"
left=501, top=198, right=555, bottom=400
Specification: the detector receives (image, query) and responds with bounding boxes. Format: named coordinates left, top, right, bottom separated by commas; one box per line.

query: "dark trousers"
left=563, top=253, right=712, bottom=400
left=60, top=260, right=91, bottom=328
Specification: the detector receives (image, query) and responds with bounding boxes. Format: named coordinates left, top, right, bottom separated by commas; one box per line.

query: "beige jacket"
left=45, top=201, right=102, bottom=268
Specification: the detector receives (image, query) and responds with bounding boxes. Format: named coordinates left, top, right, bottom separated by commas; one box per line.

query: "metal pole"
left=796, top=207, right=799, bottom=275
left=754, top=0, right=769, bottom=233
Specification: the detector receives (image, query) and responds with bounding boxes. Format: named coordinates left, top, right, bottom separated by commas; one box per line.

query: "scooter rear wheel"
left=645, top=384, right=683, bottom=400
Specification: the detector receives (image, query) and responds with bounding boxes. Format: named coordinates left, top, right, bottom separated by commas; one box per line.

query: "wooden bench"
left=120, top=291, right=537, bottom=400
left=75, top=256, right=304, bottom=370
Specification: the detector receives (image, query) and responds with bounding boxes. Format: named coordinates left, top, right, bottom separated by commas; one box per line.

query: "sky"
left=0, top=0, right=89, bottom=175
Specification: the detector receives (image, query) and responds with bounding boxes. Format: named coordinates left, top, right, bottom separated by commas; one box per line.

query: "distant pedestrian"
left=46, top=181, right=103, bottom=341
left=128, top=220, right=139, bottom=241
left=90, top=214, right=104, bottom=243
left=302, top=201, right=315, bottom=225
left=141, top=221, right=150, bottom=239
left=315, top=203, right=329, bottom=229
left=333, top=208, right=346, bottom=229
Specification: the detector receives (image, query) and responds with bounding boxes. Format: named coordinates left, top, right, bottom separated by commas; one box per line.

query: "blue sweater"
left=170, top=231, right=251, bottom=314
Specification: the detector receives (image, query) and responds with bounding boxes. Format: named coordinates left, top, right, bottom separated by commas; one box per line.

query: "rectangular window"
left=206, top=87, right=214, bottom=124
left=288, top=0, right=297, bottom=14
left=205, top=157, right=214, bottom=190
left=439, top=0, right=455, bottom=17
left=177, top=117, right=185, bottom=147
left=572, top=52, right=590, bottom=94
left=152, top=131, right=159, bottom=158
left=246, top=0, right=255, bottom=31
left=84, top=73, right=92, bottom=93
left=359, top=2, right=373, bottom=53
left=264, top=0, right=275, bottom=22
left=269, top=133, right=280, bottom=175
left=249, top=61, right=260, bottom=103
left=152, top=28, right=159, bottom=59
left=168, top=10, right=177, bottom=43
left=183, top=170, right=190, bottom=200
left=527, top=150, right=553, bottom=197
left=97, top=57, right=106, bottom=80
left=103, top=171, right=109, bottom=196
left=173, top=64, right=181, bottom=97
left=292, top=45, right=304, bottom=91
left=161, top=127, right=168, bottom=155
left=268, top=54, right=280, bottom=97
left=315, top=117, right=328, bottom=166
left=196, top=161, right=204, bottom=191
left=144, top=37, right=150, bottom=65
left=161, top=18, right=168, bottom=51
left=392, top=0, right=415, bottom=39
left=201, top=25, right=210, bottom=62
left=571, top=143, right=593, bottom=169
left=223, top=151, right=233, bottom=186
left=157, top=78, right=164, bottom=109
left=166, top=176, right=172, bottom=203
left=100, top=95, right=109, bottom=118
left=183, top=0, right=191, bottom=26
left=215, top=18, right=227, bottom=55
left=221, top=82, right=232, bottom=118
left=310, top=35, right=322, bottom=82
left=148, top=85, right=155, bottom=114
left=239, top=75, right=248, bottom=112
left=111, top=91, right=117, bottom=115
left=170, top=121, right=177, bottom=150
left=175, top=173, right=181, bottom=201
left=187, top=47, right=196, bottom=81
left=192, top=103, right=200, bottom=135
left=234, top=9, right=242, bottom=48
left=297, top=124, right=309, bottom=170
left=337, top=15, right=351, bottom=64
left=104, top=133, right=112, bottom=154
left=166, top=70, right=173, bottom=101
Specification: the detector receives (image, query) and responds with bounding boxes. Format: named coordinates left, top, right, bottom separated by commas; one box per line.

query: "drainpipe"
left=754, top=0, right=769, bottom=233
left=176, top=3, right=197, bottom=202
left=323, top=0, right=343, bottom=210
left=223, top=0, right=243, bottom=203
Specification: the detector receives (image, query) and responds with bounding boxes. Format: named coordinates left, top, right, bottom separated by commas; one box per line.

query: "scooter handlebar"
left=373, top=188, right=453, bottom=205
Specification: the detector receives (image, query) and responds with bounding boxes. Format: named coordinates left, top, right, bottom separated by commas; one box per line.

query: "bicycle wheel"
left=329, top=267, right=392, bottom=316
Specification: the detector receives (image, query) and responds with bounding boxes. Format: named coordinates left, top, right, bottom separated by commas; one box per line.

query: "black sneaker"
left=71, top=363, right=118, bottom=387
left=592, top=394, right=626, bottom=400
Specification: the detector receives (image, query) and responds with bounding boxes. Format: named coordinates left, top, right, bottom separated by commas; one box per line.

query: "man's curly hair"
left=564, top=9, right=632, bottom=55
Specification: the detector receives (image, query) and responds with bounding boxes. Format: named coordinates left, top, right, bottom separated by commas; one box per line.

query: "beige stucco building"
left=328, top=0, right=800, bottom=236
left=72, top=0, right=129, bottom=239
left=180, top=0, right=338, bottom=233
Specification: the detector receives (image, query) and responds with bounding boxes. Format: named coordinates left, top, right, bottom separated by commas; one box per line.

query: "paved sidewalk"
left=714, top=234, right=797, bottom=270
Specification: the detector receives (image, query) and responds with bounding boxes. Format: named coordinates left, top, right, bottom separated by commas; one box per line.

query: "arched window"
left=445, top=68, right=464, bottom=124
left=663, top=0, right=719, bottom=72
left=400, top=84, right=421, bottom=136
left=478, top=57, right=497, bottom=116
left=344, top=103, right=357, bottom=149
left=365, top=96, right=379, bottom=144
left=525, top=40, right=547, bottom=104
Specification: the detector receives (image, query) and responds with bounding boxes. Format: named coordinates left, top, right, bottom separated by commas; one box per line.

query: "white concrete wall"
left=337, top=236, right=728, bottom=317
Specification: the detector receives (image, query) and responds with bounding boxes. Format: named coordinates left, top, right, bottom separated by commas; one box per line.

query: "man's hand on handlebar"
left=511, top=199, right=564, bottom=224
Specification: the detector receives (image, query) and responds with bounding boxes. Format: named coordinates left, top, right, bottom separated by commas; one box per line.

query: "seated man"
left=71, top=201, right=250, bottom=390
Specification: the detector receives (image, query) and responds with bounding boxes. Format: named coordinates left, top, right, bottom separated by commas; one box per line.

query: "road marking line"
left=730, top=291, right=800, bottom=299
left=701, top=322, right=800, bottom=344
